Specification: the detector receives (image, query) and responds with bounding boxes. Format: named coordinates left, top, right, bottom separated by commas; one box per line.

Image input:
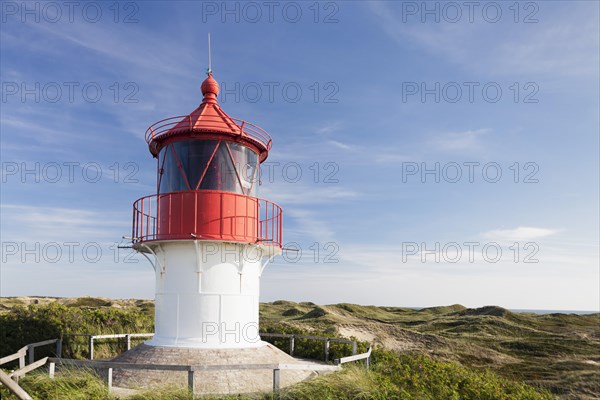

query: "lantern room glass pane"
left=199, top=143, right=239, bottom=193
left=158, top=144, right=188, bottom=193
left=158, top=140, right=259, bottom=196
left=173, top=140, right=218, bottom=190
left=228, top=142, right=258, bottom=196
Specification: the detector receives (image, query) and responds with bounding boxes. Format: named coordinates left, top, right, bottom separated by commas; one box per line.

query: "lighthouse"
left=131, top=70, right=282, bottom=348
left=112, top=57, right=324, bottom=395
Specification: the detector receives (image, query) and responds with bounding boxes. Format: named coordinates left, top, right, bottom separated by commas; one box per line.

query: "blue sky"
left=1, top=1, right=598, bottom=311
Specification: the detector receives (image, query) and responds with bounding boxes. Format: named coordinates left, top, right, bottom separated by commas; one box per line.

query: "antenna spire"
left=207, top=33, right=212, bottom=75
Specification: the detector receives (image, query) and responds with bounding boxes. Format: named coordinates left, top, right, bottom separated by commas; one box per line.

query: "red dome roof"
left=145, top=72, right=272, bottom=162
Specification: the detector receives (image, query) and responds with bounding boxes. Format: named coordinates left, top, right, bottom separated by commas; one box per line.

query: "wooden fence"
left=1, top=334, right=371, bottom=398
left=0, top=339, right=62, bottom=400
left=47, top=357, right=346, bottom=396
left=85, top=332, right=360, bottom=362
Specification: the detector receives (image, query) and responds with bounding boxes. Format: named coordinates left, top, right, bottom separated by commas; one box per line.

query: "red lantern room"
left=132, top=72, right=282, bottom=247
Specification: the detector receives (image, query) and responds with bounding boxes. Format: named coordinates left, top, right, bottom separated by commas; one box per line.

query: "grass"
left=0, top=368, right=113, bottom=400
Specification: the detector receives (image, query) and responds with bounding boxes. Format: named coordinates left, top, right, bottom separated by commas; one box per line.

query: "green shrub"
left=0, top=303, right=153, bottom=363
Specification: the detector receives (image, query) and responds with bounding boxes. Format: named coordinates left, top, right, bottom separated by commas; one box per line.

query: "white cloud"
left=482, top=227, right=561, bottom=242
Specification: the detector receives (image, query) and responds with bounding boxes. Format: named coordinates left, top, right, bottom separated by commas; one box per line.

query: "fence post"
left=19, top=355, right=25, bottom=370
left=272, top=368, right=280, bottom=396
left=289, top=335, right=295, bottom=356
left=107, top=368, right=113, bottom=392
left=56, top=339, right=62, bottom=358
left=89, top=335, right=94, bottom=360
left=365, top=355, right=370, bottom=369
left=188, top=370, right=195, bottom=396
left=49, top=362, right=55, bottom=379
left=28, top=347, right=34, bottom=365
left=126, top=334, right=131, bottom=351
left=324, top=339, right=330, bottom=362
left=352, top=341, right=357, bottom=356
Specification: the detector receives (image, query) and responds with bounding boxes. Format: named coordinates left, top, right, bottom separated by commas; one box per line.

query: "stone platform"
left=111, top=342, right=320, bottom=395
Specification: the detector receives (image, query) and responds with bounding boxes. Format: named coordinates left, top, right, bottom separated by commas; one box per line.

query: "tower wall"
left=142, top=241, right=275, bottom=348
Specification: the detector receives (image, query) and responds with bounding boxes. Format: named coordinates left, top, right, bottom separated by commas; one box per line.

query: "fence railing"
left=84, top=332, right=368, bottom=365
left=1, top=335, right=371, bottom=398
left=260, top=333, right=359, bottom=363
left=132, top=190, right=283, bottom=247
left=145, top=115, right=273, bottom=155
left=0, top=339, right=62, bottom=400
left=0, top=338, right=62, bottom=372
left=336, top=346, right=372, bottom=368
left=83, top=333, right=154, bottom=360
left=47, top=357, right=342, bottom=396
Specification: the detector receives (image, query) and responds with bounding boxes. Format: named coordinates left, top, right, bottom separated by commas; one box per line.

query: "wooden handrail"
left=9, top=357, right=48, bottom=380
left=0, top=340, right=60, bottom=400
left=336, top=346, right=372, bottom=365
left=0, top=370, right=32, bottom=400
left=0, top=349, right=26, bottom=366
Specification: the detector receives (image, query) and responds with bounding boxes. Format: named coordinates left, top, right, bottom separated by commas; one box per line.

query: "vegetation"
left=283, top=353, right=554, bottom=400
left=0, top=350, right=553, bottom=400
left=260, top=301, right=599, bottom=399
left=0, top=299, right=153, bottom=362
left=1, top=297, right=598, bottom=399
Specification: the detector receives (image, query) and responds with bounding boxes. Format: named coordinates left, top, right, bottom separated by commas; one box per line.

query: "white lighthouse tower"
left=131, top=70, right=282, bottom=348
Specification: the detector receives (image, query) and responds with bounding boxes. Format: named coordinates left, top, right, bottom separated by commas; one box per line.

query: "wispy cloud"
left=367, top=2, right=599, bottom=79
left=373, top=152, right=413, bottom=164
left=261, top=184, right=358, bottom=206
left=316, top=121, right=343, bottom=135
left=23, top=21, right=195, bottom=79
left=327, top=140, right=354, bottom=151
left=429, top=128, right=489, bottom=153
left=1, top=204, right=129, bottom=241
left=1, top=116, right=86, bottom=145
left=286, top=208, right=336, bottom=243
left=482, top=227, right=561, bottom=242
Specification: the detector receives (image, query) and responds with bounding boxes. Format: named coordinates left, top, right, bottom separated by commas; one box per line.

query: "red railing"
left=145, top=115, right=272, bottom=152
left=132, top=190, right=282, bottom=247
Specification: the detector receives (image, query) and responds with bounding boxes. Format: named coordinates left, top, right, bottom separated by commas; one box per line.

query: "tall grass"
left=0, top=368, right=114, bottom=400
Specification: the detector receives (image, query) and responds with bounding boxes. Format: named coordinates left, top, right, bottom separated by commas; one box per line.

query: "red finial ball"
left=201, top=73, right=220, bottom=97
